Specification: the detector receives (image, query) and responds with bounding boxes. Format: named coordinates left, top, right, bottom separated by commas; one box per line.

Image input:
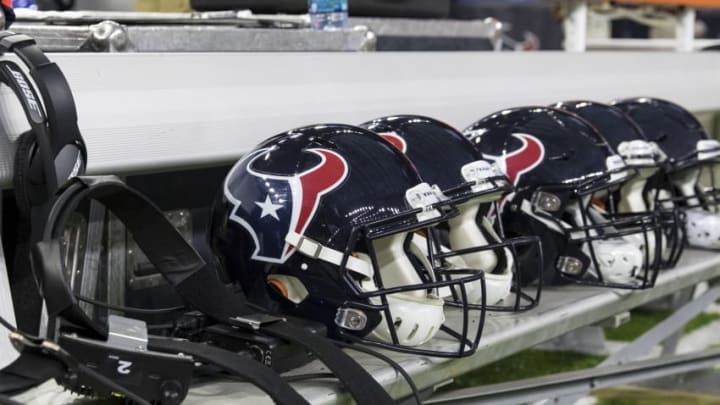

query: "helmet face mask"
left=613, top=97, right=720, bottom=250
left=553, top=100, right=686, bottom=268
left=361, top=115, right=543, bottom=313
left=337, top=206, right=486, bottom=354
left=213, top=124, right=487, bottom=358
left=527, top=174, right=660, bottom=288
left=466, top=107, right=664, bottom=289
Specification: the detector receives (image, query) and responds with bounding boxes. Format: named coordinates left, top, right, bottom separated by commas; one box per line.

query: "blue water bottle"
left=13, top=0, right=36, bottom=9
left=308, top=0, right=348, bottom=31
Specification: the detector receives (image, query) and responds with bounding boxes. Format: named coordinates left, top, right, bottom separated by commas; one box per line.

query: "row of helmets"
left=208, top=97, right=720, bottom=358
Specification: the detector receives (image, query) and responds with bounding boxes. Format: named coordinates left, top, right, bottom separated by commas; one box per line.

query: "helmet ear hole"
left=266, top=275, right=309, bottom=305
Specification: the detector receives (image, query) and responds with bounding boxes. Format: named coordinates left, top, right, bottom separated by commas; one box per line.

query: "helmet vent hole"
left=407, top=323, right=419, bottom=341
left=393, top=318, right=402, bottom=329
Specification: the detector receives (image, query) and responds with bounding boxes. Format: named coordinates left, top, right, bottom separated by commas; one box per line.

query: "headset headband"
left=0, top=31, right=86, bottom=202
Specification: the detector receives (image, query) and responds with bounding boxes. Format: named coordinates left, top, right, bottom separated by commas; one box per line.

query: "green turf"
left=683, top=312, right=720, bottom=334
left=603, top=309, right=672, bottom=341
left=603, top=309, right=720, bottom=341
left=447, top=349, right=605, bottom=388
left=596, top=398, right=640, bottom=405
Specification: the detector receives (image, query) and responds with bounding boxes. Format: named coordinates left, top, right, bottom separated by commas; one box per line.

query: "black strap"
left=149, top=337, right=310, bottom=405
left=42, top=176, right=394, bottom=405
left=0, top=353, right=64, bottom=394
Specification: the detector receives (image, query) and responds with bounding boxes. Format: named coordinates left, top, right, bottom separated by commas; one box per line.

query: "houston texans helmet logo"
left=378, top=132, right=408, bottom=153
left=483, top=133, right=544, bottom=185
left=224, top=147, right=348, bottom=263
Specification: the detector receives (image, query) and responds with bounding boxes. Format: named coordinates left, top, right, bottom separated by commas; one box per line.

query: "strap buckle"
left=295, top=236, right=322, bottom=258
left=230, top=314, right=284, bottom=331
left=8, top=331, right=77, bottom=370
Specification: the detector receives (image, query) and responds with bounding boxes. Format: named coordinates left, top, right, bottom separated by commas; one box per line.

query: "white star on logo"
left=255, top=195, right=283, bottom=220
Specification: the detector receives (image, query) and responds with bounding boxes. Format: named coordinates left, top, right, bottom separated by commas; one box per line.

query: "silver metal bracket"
left=230, top=314, right=284, bottom=331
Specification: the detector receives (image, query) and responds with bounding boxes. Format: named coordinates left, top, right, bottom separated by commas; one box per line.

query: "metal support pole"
left=602, top=286, right=720, bottom=367
left=660, top=286, right=695, bottom=356
left=676, top=7, right=695, bottom=52
left=564, top=0, right=588, bottom=52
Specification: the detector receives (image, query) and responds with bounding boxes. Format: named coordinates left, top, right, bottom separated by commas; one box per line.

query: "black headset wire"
left=335, top=341, right=421, bottom=404
left=74, top=294, right=186, bottom=315
left=0, top=315, right=152, bottom=405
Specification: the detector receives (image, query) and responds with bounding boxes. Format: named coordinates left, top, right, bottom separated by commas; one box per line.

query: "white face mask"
left=361, top=232, right=445, bottom=347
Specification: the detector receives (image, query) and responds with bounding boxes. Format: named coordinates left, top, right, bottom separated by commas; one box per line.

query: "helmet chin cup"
left=685, top=209, right=720, bottom=249
left=369, top=293, right=445, bottom=347
left=589, top=238, right=644, bottom=285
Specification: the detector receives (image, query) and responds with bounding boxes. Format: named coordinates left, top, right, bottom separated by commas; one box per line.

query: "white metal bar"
left=586, top=38, right=720, bottom=51
left=564, top=0, right=588, bottom=52
left=1, top=51, right=719, bottom=188
left=675, top=7, right=696, bottom=52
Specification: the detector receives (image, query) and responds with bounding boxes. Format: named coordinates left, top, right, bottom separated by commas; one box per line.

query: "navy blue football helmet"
left=360, top=115, right=542, bottom=312
left=465, top=107, right=663, bottom=289
left=553, top=100, right=685, bottom=267
left=613, top=97, right=720, bottom=249
left=211, top=124, right=485, bottom=357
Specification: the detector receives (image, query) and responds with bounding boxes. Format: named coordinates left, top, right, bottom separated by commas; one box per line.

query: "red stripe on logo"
left=504, top=134, right=544, bottom=184
left=295, top=149, right=347, bottom=236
